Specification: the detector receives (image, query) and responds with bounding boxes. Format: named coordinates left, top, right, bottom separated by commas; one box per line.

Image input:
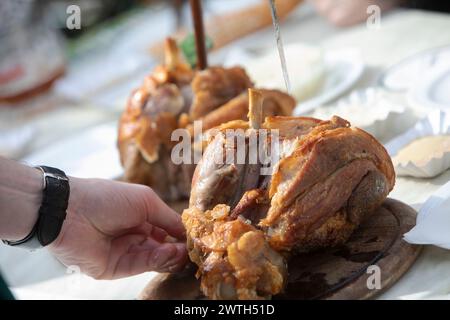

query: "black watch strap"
left=2, top=166, right=70, bottom=250
left=36, top=166, right=70, bottom=246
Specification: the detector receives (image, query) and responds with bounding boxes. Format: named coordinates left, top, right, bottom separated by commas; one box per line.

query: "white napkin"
left=404, top=180, right=450, bottom=249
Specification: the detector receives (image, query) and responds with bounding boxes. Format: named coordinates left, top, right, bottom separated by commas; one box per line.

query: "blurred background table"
left=1, top=1, right=450, bottom=299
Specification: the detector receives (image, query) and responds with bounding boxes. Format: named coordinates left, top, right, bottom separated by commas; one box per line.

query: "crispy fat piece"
left=182, top=205, right=287, bottom=300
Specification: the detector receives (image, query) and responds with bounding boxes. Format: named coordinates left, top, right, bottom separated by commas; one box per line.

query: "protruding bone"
left=164, top=38, right=180, bottom=71
left=248, top=88, right=263, bottom=129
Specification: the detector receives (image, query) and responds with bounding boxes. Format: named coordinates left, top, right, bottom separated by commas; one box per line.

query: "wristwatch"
left=2, top=166, right=70, bottom=250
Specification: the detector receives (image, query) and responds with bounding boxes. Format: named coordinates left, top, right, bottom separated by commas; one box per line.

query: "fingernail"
left=164, top=235, right=177, bottom=243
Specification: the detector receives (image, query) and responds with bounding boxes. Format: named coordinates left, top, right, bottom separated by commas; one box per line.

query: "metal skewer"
left=268, top=0, right=291, bottom=94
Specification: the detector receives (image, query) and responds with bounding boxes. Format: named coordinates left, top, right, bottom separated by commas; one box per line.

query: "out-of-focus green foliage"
left=180, top=33, right=213, bottom=68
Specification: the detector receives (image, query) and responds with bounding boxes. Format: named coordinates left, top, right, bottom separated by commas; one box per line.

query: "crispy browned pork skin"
left=118, top=38, right=295, bottom=201
left=183, top=93, right=395, bottom=299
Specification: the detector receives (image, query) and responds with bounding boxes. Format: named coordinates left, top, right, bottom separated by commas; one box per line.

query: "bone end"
left=164, top=37, right=180, bottom=71
left=248, top=88, right=264, bottom=130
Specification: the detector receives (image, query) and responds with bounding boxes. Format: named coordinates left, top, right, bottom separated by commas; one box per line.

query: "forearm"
left=0, top=157, right=42, bottom=241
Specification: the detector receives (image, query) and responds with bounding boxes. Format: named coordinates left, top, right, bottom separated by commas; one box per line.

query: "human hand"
left=48, top=177, right=188, bottom=279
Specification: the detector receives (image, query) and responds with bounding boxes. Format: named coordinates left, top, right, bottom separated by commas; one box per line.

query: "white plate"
left=378, top=45, right=450, bottom=92
left=22, top=121, right=122, bottom=180
left=294, top=48, right=365, bottom=115
left=407, top=65, right=450, bottom=110
left=223, top=45, right=365, bottom=115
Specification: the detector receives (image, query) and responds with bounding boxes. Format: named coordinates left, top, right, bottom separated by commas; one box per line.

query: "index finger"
left=142, top=187, right=186, bottom=240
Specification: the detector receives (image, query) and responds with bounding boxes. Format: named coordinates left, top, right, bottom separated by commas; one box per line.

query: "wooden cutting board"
left=139, top=198, right=422, bottom=300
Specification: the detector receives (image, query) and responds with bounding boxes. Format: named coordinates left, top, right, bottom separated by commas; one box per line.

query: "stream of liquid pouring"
left=268, top=0, right=291, bottom=94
